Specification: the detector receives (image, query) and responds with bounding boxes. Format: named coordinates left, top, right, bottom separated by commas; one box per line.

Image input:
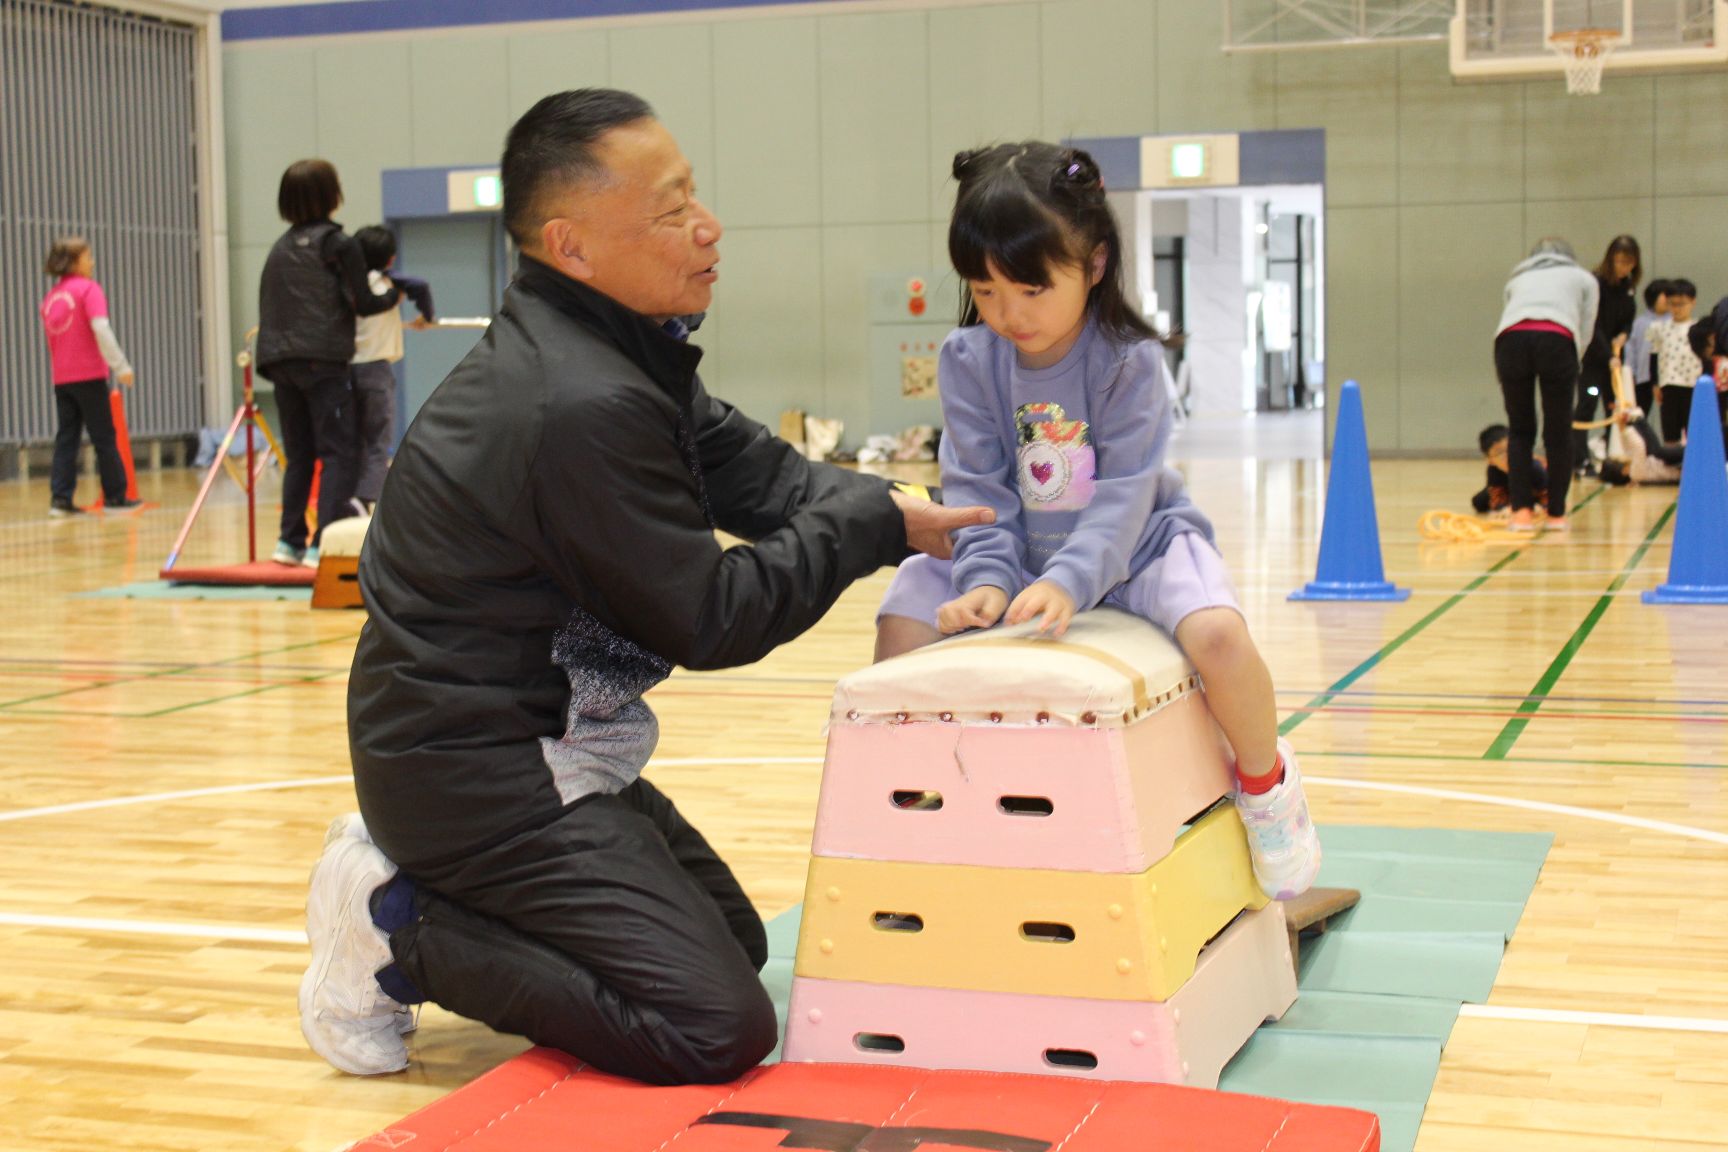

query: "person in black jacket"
left=1570, top=234, right=1640, bottom=476
left=256, top=160, right=399, bottom=566
left=297, top=89, right=992, bottom=1084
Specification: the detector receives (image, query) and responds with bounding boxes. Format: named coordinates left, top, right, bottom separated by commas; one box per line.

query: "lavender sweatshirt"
left=939, top=318, right=1215, bottom=611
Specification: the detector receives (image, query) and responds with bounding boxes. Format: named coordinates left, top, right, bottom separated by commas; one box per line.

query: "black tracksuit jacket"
left=349, top=257, right=906, bottom=866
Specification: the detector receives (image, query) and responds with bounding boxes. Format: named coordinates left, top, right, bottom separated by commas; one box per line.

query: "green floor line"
left=1483, top=502, right=1678, bottom=760
left=1281, top=551, right=1524, bottom=737
left=1281, top=486, right=1609, bottom=739
left=140, top=670, right=347, bottom=718
left=0, top=633, right=357, bottom=712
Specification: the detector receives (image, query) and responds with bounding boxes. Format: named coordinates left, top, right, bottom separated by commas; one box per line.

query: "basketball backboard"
left=1450, top=0, right=1728, bottom=82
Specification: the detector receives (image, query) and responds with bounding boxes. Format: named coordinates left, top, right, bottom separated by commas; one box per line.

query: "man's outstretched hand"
left=890, top=488, right=994, bottom=560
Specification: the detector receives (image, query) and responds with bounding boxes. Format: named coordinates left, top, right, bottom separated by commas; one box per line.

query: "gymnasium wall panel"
left=817, top=10, right=930, bottom=227
left=1, top=0, right=203, bottom=444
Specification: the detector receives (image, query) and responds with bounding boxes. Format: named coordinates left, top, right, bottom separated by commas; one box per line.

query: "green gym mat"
left=77, top=580, right=311, bottom=601
left=760, top=824, right=1551, bottom=1152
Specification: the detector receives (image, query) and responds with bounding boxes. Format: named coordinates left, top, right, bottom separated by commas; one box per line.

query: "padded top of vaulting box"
left=834, top=606, right=1196, bottom=725
left=318, top=513, right=370, bottom=558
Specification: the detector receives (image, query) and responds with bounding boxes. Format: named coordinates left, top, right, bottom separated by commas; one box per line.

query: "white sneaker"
left=271, top=540, right=305, bottom=566
left=1234, top=738, right=1323, bottom=901
left=320, top=815, right=417, bottom=1036
left=299, top=815, right=409, bottom=1075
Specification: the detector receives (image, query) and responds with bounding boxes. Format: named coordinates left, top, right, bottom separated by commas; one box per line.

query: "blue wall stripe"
left=225, top=0, right=860, bottom=42
left=1068, top=130, right=1327, bottom=191
left=1065, top=135, right=1140, bottom=196
left=1239, top=129, right=1326, bottom=187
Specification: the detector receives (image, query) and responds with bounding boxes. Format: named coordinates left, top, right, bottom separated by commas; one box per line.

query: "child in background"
left=1473, top=424, right=1547, bottom=514
left=874, top=141, right=1321, bottom=901
left=1600, top=405, right=1686, bottom=486
left=39, top=237, right=143, bottom=516
left=1685, top=321, right=1728, bottom=440
left=1653, top=278, right=1699, bottom=443
left=351, top=225, right=436, bottom=515
left=1625, top=279, right=1669, bottom=418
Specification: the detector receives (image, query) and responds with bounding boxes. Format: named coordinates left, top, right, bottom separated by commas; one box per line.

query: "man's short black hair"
left=501, top=88, right=656, bottom=248
left=1644, top=278, right=1672, bottom=309
left=1479, top=424, right=1509, bottom=455
left=1669, top=278, right=1697, bottom=300
left=354, top=225, right=397, bottom=272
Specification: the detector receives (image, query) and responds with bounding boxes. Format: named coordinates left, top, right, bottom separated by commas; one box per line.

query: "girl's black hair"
left=1593, top=233, right=1642, bottom=288
left=1643, top=278, right=1672, bottom=309
left=947, top=141, right=1161, bottom=345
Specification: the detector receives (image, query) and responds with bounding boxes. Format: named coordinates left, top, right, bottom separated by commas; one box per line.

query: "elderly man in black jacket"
left=298, top=89, right=990, bottom=1084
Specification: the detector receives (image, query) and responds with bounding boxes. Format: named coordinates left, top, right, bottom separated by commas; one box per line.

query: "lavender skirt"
left=878, top=532, right=1241, bottom=637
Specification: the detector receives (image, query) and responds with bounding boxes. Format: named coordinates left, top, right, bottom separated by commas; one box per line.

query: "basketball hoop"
left=1548, top=28, right=1618, bottom=95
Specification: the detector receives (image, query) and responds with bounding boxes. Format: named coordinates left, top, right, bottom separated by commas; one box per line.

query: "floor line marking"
left=1281, top=550, right=1525, bottom=736
left=1284, top=486, right=1618, bottom=739
left=3, top=932, right=1728, bottom=1043
left=1457, top=1004, right=1728, bottom=1034
left=0, top=911, right=305, bottom=944
left=1304, top=774, right=1728, bottom=846
left=6, top=758, right=1723, bottom=848
left=0, top=633, right=360, bottom=712
left=1484, top=501, right=1677, bottom=759
left=1, top=916, right=1723, bottom=1036
left=1313, top=748, right=1728, bottom=771
left=0, top=776, right=355, bottom=823
left=1285, top=704, right=1725, bottom=724
left=0, top=760, right=822, bottom=823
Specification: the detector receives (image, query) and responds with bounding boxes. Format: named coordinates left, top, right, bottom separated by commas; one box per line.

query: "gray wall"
left=3, top=0, right=205, bottom=445
left=221, top=1, right=1728, bottom=453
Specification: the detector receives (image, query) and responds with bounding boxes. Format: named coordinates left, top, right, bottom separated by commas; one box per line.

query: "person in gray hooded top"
left=1493, top=237, right=1599, bottom=531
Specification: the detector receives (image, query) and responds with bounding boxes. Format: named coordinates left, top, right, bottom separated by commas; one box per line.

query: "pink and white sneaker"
left=1233, top=737, right=1323, bottom=900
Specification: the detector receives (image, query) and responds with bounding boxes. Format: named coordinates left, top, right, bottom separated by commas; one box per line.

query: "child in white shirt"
left=351, top=226, right=435, bottom=513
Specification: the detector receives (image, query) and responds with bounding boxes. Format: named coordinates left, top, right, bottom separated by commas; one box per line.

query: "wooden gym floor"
left=0, top=416, right=1724, bottom=1151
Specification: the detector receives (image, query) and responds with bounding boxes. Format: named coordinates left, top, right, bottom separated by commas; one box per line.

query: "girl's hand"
left=117, top=369, right=134, bottom=389
left=1006, top=580, right=1076, bottom=637
left=937, top=586, right=1008, bottom=634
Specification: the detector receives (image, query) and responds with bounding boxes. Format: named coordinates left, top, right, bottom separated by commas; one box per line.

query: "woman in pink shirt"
left=40, top=237, right=140, bottom=515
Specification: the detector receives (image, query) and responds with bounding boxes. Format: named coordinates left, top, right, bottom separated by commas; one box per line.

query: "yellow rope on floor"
left=1419, top=509, right=1493, bottom=542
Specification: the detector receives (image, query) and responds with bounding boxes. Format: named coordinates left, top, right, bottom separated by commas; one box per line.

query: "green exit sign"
left=1170, top=142, right=1207, bottom=180
left=473, top=173, right=502, bottom=208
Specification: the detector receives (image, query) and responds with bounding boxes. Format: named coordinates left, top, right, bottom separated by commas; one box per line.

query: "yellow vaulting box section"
left=795, top=803, right=1268, bottom=1002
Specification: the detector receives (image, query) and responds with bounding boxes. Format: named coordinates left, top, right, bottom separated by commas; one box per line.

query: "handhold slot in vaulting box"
left=817, top=610, right=1234, bottom=874
left=786, top=903, right=1297, bottom=1089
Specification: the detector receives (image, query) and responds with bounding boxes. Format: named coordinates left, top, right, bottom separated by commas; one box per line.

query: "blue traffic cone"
left=1290, top=379, right=1410, bottom=601
left=1643, top=375, right=1728, bottom=605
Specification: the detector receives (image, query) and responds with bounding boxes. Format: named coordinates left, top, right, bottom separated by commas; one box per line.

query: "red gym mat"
left=349, top=1050, right=1379, bottom=1151
left=159, top=561, right=315, bottom=587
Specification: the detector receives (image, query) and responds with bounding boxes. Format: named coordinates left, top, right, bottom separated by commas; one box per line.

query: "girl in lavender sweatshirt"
left=875, top=141, right=1320, bottom=900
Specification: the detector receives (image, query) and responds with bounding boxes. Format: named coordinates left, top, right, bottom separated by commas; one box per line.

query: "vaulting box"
left=816, top=609, right=1233, bottom=873
left=795, top=803, right=1268, bottom=1002
left=784, top=901, right=1296, bottom=1089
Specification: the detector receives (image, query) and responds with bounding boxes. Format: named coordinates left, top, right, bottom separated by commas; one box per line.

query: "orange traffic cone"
left=93, top=387, right=139, bottom=509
